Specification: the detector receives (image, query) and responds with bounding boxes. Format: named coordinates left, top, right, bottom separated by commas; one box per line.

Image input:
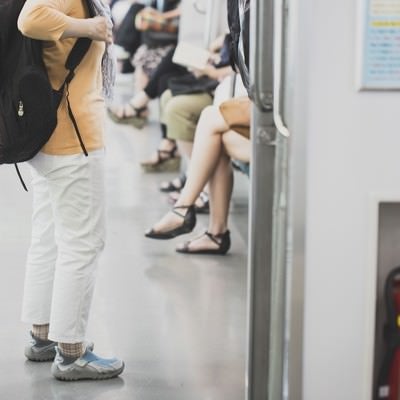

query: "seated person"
left=144, top=102, right=250, bottom=255
left=131, top=0, right=181, bottom=90
left=137, top=34, right=233, bottom=172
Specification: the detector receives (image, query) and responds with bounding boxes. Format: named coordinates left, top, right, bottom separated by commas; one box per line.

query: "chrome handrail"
left=273, top=0, right=290, bottom=138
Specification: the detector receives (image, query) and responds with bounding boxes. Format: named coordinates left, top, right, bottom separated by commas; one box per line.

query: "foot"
left=24, top=332, right=57, bottom=362
left=168, top=191, right=209, bottom=214
left=140, top=143, right=181, bottom=173
left=160, top=174, right=186, bottom=193
left=51, top=347, right=124, bottom=381
left=176, top=230, right=231, bottom=255
left=24, top=332, right=94, bottom=362
left=107, top=101, right=148, bottom=128
left=141, top=141, right=178, bottom=166
left=145, top=205, right=196, bottom=239
left=194, top=191, right=209, bottom=214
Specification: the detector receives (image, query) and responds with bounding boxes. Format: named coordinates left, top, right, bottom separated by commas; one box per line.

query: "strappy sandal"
left=140, top=146, right=181, bottom=173
left=176, top=230, right=231, bottom=255
left=160, top=174, right=187, bottom=193
left=145, top=205, right=196, bottom=240
left=107, top=102, right=148, bottom=129
left=194, top=191, right=209, bottom=214
left=167, top=191, right=209, bottom=214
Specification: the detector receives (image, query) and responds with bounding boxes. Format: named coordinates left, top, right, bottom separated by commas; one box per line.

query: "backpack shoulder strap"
left=63, top=0, right=96, bottom=86
left=60, top=0, right=97, bottom=157
left=63, top=37, right=92, bottom=85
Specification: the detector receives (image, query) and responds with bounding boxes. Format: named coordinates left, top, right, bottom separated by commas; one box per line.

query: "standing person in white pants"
left=18, top=0, right=124, bottom=381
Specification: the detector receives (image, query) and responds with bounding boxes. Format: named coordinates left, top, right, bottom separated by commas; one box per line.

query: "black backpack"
left=0, top=0, right=94, bottom=188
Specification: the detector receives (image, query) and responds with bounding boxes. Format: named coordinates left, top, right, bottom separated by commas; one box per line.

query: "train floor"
left=0, top=75, right=249, bottom=400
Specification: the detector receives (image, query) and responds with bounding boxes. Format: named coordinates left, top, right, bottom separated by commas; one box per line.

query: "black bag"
left=0, top=0, right=94, bottom=173
left=142, top=30, right=178, bottom=48
left=141, top=0, right=180, bottom=48
left=168, top=73, right=218, bottom=96
left=227, top=0, right=250, bottom=93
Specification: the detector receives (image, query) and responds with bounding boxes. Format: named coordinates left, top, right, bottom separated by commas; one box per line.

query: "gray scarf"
left=91, top=0, right=116, bottom=99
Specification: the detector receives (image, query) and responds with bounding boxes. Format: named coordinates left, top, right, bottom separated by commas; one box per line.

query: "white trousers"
left=21, top=150, right=105, bottom=343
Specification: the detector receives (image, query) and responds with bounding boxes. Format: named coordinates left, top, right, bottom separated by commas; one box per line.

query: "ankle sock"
left=59, top=342, right=85, bottom=359
left=32, top=324, right=49, bottom=341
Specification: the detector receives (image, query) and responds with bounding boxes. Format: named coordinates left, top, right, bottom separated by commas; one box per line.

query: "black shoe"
left=145, top=205, right=196, bottom=240
left=176, top=230, right=231, bottom=255
left=194, top=191, right=209, bottom=214
left=159, top=174, right=187, bottom=193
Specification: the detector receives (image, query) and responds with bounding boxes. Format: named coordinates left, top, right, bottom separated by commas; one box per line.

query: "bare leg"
left=176, top=140, right=193, bottom=160
left=140, top=138, right=177, bottom=165
left=177, top=106, right=228, bottom=205
left=108, top=90, right=150, bottom=119
left=175, top=150, right=233, bottom=252
left=159, top=140, right=193, bottom=192
left=222, top=130, right=251, bottom=162
left=207, top=149, right=233, bottom=235
left=148, top=105, right=229, bottom=234
left=134, top=66, right=149, bottom=91
left=131, top=90, right=150, bottom=109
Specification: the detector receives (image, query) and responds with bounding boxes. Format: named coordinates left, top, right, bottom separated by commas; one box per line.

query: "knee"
left=164, top=96, right=191, bottom=120
left=199, top=105, right=218, bottom=121
left=197, top=105, right=226, bottom=133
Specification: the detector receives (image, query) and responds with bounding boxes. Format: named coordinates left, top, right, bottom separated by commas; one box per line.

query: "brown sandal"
left=140, top=146, right=181, bottom=173
left=107, top=102, right=148, bottom=129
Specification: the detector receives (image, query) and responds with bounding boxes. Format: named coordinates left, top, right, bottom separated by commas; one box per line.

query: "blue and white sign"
left=360, top=0, right=400, bottom=89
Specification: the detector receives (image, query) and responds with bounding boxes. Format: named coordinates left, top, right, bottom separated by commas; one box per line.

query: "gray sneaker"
left=24, top=332, right=57, bottom=362
left=25, top=332, right=94, bottom=362
left=51, top=347, right=124, bottom=381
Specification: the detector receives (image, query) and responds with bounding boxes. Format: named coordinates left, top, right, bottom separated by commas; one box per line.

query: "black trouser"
left=114, top=3, right=145, bottom=55
left=142, top=47, right=187, bottom=140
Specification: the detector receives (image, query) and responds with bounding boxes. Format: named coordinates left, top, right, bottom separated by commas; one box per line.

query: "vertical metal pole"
left=247, top=0, right=291, bottom=398
left=246, top=0, right=275, bottom=398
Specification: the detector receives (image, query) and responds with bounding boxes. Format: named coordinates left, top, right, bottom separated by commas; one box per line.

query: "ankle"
left=208, top=226, right=228, bottom=236
left=32, top=324, right=49, bottom=341
left=131, top=92, right=149, bottom=109
left=160, top=139, right=176, bottom=151
left=59, top=342, right=85, bottom=359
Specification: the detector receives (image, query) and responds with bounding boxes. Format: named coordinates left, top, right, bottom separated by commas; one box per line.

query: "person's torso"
left=42, top=0, right=106, bottom=155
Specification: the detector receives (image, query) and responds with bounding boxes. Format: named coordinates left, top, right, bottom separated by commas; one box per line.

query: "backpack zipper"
left=18, top=100, right=24, bottom=117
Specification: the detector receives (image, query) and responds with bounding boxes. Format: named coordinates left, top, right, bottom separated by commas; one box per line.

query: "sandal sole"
left=107, top=110, right=147, bottom=128
left=176, top=248, right=229, bottom=255
left=141, top=157, right=181, bottom=173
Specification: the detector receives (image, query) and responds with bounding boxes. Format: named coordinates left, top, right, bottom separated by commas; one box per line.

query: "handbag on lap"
left=219, top=96, right=251, bottom=138
left=135, top=8, right=179, bottom=33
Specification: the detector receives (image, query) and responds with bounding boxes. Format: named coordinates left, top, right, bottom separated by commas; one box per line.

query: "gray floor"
left=0, top=76, right=249, bottom=400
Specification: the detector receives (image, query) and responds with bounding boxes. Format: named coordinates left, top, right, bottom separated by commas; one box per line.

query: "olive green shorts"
left=160, top=89, right=213, bottom=142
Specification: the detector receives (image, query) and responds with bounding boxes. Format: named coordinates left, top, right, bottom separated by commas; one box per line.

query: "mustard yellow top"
left=18, top=0, right=105, bottom=155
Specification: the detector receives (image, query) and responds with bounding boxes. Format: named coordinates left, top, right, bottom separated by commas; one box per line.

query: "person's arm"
left=61, top=17, right=113, bottom=42
left=161, top=6, right=180, bottom=20
left=18, top=0, right=112, bottom=43
left=202, top=65, right=233, bottom=81
left=208, top=34, right=226, bottom=53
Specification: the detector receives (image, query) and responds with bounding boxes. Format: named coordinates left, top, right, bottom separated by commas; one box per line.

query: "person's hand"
left=202, top=65, right=218, bottom=79
left=190, top=68, right=206, bottom=78
left=208, top=53, right=221, bottom=65
left=88, top=16, right=113, bottom=43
